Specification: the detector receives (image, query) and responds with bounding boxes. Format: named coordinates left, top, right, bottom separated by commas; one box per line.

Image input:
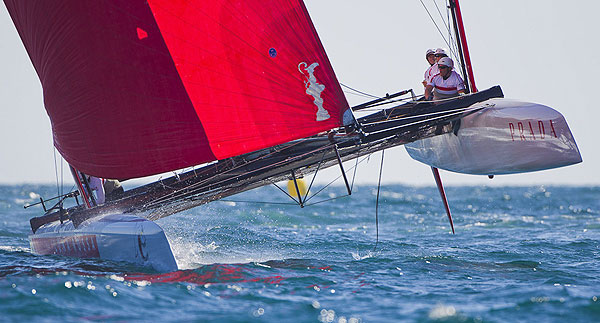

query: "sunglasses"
left=435, top=54, right=446, bottom=57
left=438, top=65, right=450, bottom=69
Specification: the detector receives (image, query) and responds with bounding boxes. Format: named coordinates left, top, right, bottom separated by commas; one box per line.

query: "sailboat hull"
left=405, top=98, right=582, bottom=175
left=29, top=213, right=177, bottom=272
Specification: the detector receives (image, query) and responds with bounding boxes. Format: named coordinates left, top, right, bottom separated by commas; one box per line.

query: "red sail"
left=4, top=0, right=349, bottom=179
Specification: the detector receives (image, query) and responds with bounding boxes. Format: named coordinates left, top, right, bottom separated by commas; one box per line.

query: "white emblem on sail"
left=298, top=62, right=330, bottom=121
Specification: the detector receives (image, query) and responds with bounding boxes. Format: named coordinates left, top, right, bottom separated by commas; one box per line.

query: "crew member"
left=425, top=57, right=465, bottom=102
left=103, top=179, right=124, bottom=201
left=422, top=49, right=436, bottom=87
left=423, top=48, right=448, bottom=88
left=86, top=175, right=105, bottom=205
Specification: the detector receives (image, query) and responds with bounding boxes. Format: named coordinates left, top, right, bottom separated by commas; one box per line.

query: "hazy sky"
left=1, top=1, right=597, bottom=187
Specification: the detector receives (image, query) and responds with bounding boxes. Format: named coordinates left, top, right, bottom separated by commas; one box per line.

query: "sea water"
left=0, top=184, right=598, bottom=322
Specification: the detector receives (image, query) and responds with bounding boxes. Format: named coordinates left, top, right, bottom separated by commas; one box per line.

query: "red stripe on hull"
left=31, top=235, right=100, bottom=258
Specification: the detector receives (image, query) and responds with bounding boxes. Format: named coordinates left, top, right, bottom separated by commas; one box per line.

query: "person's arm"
left=95, top=183, right=105, bottom=204
left=425, top=84, right=434, bottom=100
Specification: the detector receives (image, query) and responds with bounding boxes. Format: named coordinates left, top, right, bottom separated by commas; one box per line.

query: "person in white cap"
left=433, top=48, right=447, bottom=57
left=422, top=49, right=436, bottom=87
left=85, top=174, right=105, bottom=205
left=423, top=48, right=448, bottom=87
left=425, top=57, right=465, bottom=102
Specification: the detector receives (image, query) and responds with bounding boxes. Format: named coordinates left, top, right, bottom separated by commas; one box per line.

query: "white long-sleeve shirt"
left=424, top=63, right=439, bottom=84
left=87, top=176, right=105, bottom=205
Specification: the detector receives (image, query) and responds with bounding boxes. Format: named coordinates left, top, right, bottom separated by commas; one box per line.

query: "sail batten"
left=5, top=0, right=349, bottom=179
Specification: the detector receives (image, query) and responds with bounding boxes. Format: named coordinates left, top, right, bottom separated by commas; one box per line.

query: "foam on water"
left=350, top=249, right=374, bottom=261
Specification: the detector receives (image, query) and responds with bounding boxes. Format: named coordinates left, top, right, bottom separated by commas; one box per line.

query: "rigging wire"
left=432, top=0, right=460, bottom=62
left=363, top=106, right=482, bottom=138
left=147, top=96, right=480, bottom=212
left=53, top=147, right=60, bottom=204
left=145, top=137, right=380, bottom=216
left=304, top=195, right=350, bottom=207
left=271, top=180, right=302, bottom=206
left=222, top=151, right=373, bottom=208
left=420, top=0, right=465, bottom=75
left=51, top=146, right=74, bottom=211
left=354, top=94, right=423, bottom=111
left=445, top=1, right=461, bottom=65
left=419, top=0, right=451, bottom=52
left=373, top=149, right=385, bottom=252
left=343, top=90, right=379, bottom=99
left=60, top=153, right=64, bottom=207
left=303, top=150, right=328, bottom=203
left=433, top=0, right=452, bottom=40
left=361, top=104, right=482, bottom=128
left=340, top=83, right=380, bottom=99
left=144, top=138, right=318, bottom=208
left=344, top=1, right=466, bottom=114
left=220, top=195, right=353, bottom=207
left=220, top=152, right=370, bottom=207
left=303, top=152, right=372, bottom=205
left=219, top=199, right=298, bottom=206
left=351, top=91, right=428, bottom=113
left=345, top=1, right=468, bottom=115
left=350, top=147, right=360, bottom=192
left=296, top=151, right=369, bottom=207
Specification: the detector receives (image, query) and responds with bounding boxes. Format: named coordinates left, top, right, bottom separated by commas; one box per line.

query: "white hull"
left=29, top=213, right=177, bottom=272
left=405, top=98, right=582, bottom=175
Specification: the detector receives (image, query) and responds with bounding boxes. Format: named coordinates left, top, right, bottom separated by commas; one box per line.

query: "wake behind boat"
left=5, top=0, right=581, bottom=271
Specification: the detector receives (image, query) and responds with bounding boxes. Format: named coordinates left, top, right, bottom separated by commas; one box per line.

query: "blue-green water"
left=1, top=184, right=599, bottom=322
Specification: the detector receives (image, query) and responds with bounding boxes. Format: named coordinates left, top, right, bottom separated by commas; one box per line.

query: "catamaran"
left=4, top=0, right=580, bottom=272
